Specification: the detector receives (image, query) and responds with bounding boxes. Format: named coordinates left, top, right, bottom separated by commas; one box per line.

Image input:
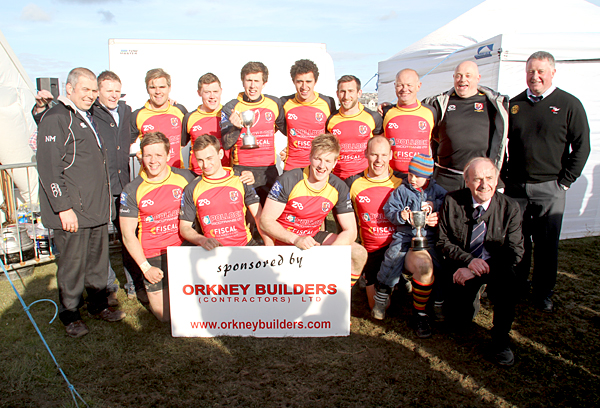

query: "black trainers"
left=494, top=346, right=515, bottom=366
left=414, top=314, right=432, bottom=339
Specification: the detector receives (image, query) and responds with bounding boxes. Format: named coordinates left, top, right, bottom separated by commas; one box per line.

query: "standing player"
left=120, top=132, right=195, bottom=322
left=131, top=68, right=188, bottom=168
left=326, top=75, right=383, bottom=186
left=220, top=62, right=285, bottom=203
left=280, top=59, right=336, bottom=171
left=383, top=69, right=436, bottom=177
left=179, top=135, right=272, bottom=249
left=260, top=134, right=368, bottom=286
left=350, top=136, right=402, bottom=308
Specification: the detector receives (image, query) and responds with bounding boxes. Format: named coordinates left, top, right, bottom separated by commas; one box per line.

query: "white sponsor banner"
left=167, top=245, right=351, bottom=337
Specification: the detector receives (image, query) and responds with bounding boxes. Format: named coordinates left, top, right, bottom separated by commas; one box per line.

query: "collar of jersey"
left=302, top=167, right=330, bottom=193
left=238, top=93, right=264, bottom=105
left=294, top=92, right=320, bottom=105
left=202, top=169, right=233, bottom=184
left=363, top=167, right=394, bottom=183
left=339, top=102, right=365, bottom=118
left=141, top=166, right=173, bottom=184
left=395, top=100, right=422, bottom=112
left=144, top=101, right=172, bottom=113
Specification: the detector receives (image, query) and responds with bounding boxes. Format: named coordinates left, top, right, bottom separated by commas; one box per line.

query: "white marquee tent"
left=377, top=0, right=600, bottom=239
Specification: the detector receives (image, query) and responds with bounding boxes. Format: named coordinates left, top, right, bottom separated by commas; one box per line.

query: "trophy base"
left=410, top=237, right=429, bottom=251
left=240, top=144, right=260, bottom=150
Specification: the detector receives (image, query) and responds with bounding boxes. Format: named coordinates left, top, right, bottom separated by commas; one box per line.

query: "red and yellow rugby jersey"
left=221, top=93, right=283, bottom=167
left=267, top=167, right=353, bottom=243
left=350, top=169, right=402, bottom=252
left=133, top=102, right=187, bottom=168
left=383, top=101, right=435, bottom=173
left=183, top=106, right=230, bottom=174
left=280, top=93, right=336, bottom=171
left=326, top=103, right=383, bottom=180
left=179, top=168, right=260, bottom=246
left=119, top=167, right=195, bottom=258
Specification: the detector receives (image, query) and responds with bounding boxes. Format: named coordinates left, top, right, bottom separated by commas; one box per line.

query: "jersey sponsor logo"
left=120, top=208, right=130, bottom=214
left=192, top=125, right=203, bottom=132
left=357, top=195, right=370, bottom=203
left=291, top=201, right=304, bottom=210
left=45, top=135, right=56, bottom=142
left=370, top=226, right=394, bottom=234
left=293, top=140, right=312, bottom=148
left=331, top=129, right=342, bottom=136
left=265, top=112, right=273, bottom=122
left=172, top=188, right=182, bottom=200
left=202, top=215, right=211, bottom=225
left=197, top=198, right=211, bottom=206
left=362, top=213, right=371, bottom=222
left=315, top=112, right=324, bottom=122
left=145, top=215, right=154, bottom=222
left=387, top=122, right=399, bottom=129
left=211, top=226, right=237, bottom=235
left=141, top=199, right=154, bottom=207
left=511, top=105, right=519, bottom=114
left=230, top=191, right=239, bottom=202
left=447, top=105, right=456, bottom=112
left=474, top=103, right=484, bottom=112
left=171, top=118, right=179, bottom=127
left=359, top=125, right=368, bottom=135
left=180, top=192, right=186, bottom=208
left=286, top=214, right=296, bottom=223
left=321, top=202, right=331, bottom=212
left=150, top=222, right=178, bottom=234
left=142, top=124, right=155, bottom=132
left=418, top=121, right=427, bottom=131
left=290, top=128, right=297, bottom=136
left=389, top=138, right=396, bottom=146
left=287, top=113, right=298, bottom=120
left=269, top=181, right=283, bottom=198
left=120, top=192, right=128, bottom=205
left=550, top=106, right=560, bottom=114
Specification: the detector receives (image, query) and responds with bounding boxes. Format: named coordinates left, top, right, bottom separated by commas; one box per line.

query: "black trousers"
left=54, top=224, right=110, bottom=325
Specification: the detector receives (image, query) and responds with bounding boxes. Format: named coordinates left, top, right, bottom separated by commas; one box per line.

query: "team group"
left=33, top=52, right=590, bottom=366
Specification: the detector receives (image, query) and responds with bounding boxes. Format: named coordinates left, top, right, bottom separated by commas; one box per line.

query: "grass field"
left=1, top=237, right=599, bottom=407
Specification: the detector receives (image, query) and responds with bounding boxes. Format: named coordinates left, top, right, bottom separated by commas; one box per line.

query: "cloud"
left=21, top=4, right=52, bottom=22
left=98, top=10, right=116, bottom=23
left=379, top=10, right=397, bottom=21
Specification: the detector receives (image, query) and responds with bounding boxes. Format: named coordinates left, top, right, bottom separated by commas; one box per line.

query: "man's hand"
left=35, top=90, right=54, bottom=113
left=468, top=258, right=490, bottom=276
left=230, top=110, right=243, bottom=129
left=239, top=170, right=255, bottom=185
left=426, top=211, right=439, bottom=227
left=201, top=237, right=222, bottom=251
left=59, top=209, right=78, bottom=233
left=377, top=102, right=391, bottom=116
left=293, top=235, right=320, bottom=250
left=279, top=149, right=287, bottom=162
left=453, top=267, right=476, bottom=286
left=144, top=266, right=164, bottom=284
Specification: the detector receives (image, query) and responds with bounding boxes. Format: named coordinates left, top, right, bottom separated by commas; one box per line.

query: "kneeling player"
left=179, top=134, right=272, bottom=249
left=260, top=133, right=368, bottom=285
left=120, top=132, right=195, bottom=322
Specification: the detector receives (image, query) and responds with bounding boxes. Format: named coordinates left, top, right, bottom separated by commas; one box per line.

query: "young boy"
left=371, top=154, right=447, bottom=338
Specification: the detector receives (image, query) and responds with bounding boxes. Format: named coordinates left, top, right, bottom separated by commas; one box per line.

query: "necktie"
left=470, top=206, right=486, bottom=258
left=530, top=95, right=542, bottom=103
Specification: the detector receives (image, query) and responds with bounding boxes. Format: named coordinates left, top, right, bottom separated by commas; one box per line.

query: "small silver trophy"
left=404, top=204, right=432, bottom=251
left=240, top=110, right=259, bottom=150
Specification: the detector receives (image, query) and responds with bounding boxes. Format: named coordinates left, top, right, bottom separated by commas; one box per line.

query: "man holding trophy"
left=220, top=61, right=285, bottom=204
left=371, top=154, right=447, bottom=339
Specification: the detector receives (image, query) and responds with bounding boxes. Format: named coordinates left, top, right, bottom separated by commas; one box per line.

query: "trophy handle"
left=403, top=206, right=414, bottom=226
left=421, top=202, right=432, bottom=216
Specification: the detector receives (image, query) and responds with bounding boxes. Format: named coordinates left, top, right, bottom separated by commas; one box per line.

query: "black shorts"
left=362, top=246, right=388, bottom=286
left=313, top=231, right=332, bottom=244
left=144, top=253, right=168, bottom=293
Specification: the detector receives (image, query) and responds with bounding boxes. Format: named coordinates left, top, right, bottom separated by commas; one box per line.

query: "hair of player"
left=141, top=131, right=170, bottom=155
left=198, top=73, right=221, bottom=90
left=290, top=59, right=319, bottom=81
left=97, top=70, right=121, bottom=86
left=463, top=157, right=499, bottom=182
left=193, top=134, right=221, bottom=154
left=337, top=75, right=361, bottom=91
left=311, top=133, right=341, bottom=160
left=66, top=68, right=96, bottom=87
left=241, top=61, right=268, bottom=83
left=527, top=51, right=555, bottom=68
left=145, top=68, right=171, bottom=88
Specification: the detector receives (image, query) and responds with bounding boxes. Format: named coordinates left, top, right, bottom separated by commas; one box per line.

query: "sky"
left=2, top=0, right=600, bottom=94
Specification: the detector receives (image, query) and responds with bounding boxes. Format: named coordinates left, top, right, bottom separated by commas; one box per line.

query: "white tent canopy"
left=377, top=0, right=600, bottom=239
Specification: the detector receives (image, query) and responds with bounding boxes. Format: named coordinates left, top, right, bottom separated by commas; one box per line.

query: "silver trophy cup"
left=404, top=205, right=432, bottom=251
left=240, top=110, right=259, bottom=150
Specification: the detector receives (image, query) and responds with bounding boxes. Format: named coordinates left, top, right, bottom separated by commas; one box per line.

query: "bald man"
left=382, top=69, right=436, bottom=179
left=423, top=61, right=509, bottom=193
